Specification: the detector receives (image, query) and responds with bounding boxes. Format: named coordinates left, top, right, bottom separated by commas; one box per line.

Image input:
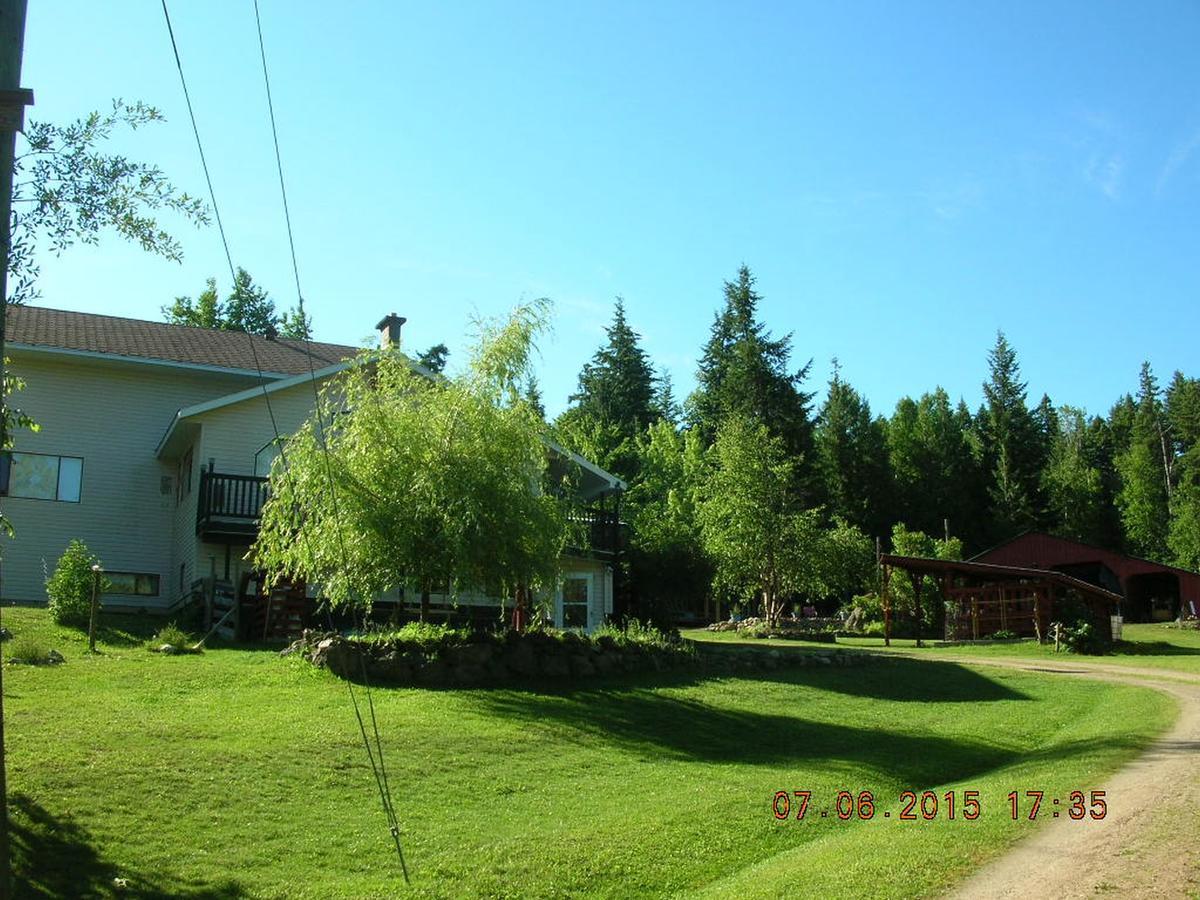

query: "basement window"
left=103, top=572, right=161, bottom=597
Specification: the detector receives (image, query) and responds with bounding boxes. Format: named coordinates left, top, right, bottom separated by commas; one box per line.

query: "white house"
left=2, top=306, right=625, bottom=632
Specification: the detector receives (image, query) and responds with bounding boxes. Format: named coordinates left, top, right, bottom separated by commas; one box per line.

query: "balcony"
left=196, top=471, right=269, bottom=540
left=196, top=469, right=623, bottom=555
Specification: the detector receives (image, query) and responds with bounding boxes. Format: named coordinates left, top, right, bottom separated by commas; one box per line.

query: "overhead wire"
left=160, top=0, right=408, bottom=881
left=251, top=0, right=408, bottom=880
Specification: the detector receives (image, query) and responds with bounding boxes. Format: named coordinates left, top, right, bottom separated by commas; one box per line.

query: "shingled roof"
left=7, top=305, right=362, bottom=376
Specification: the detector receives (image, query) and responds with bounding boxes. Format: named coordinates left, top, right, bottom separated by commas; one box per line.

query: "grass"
left=2, top=607, right=1179, bottom=899
left=688, top=621, right=1200, bottom=677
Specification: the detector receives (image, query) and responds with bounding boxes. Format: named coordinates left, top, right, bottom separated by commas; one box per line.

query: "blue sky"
left=21, top=1, right=1200, bottom=419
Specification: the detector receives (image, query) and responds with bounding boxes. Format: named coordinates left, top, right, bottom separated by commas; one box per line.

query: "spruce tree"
left=814, top=361, right=890, bottom=537
left=688, top=265, right=816, bottom=500
left=1116, top=363, right=1172, bottom=560
left=980, top=332, right=1042, bottom=540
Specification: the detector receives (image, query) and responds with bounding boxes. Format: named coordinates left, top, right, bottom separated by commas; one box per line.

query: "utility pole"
left=0, top=2, right=31, bottom=896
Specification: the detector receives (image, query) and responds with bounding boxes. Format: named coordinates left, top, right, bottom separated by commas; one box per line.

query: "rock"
left=569, top=655, right=595, bottom=677
left=506, top=642, right=539, bottom=677
left=0, top=627, right=11, bottom=641
left=540, top=655, right=570, bottom=679
left=47, top=649, right=65, bottom=664
left=158, top=644, right=179, bottom=655
left=485, top=659, right=511, bottom=682
left=323, top=639, right=361, bottom=679
left=417, top=659, right=450, bottom=686
left=370, top=651, right=412, bottom=683
left=452, top=664, right=485, bottom=685
left=813, top=654, right=832, bottom=665
left=449, top=642, right=494, bottom=668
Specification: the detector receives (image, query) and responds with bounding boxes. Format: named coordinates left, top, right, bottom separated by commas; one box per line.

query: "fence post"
left=88, top=564, right=101, bottom=653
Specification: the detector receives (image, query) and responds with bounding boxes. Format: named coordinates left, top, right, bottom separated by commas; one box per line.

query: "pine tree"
left=1116, top=363, right=1172, bottom=560
left=555, top=298, right=658, bottom=482
left=980, top=332, right=1042, bottom=540
left=687, top=265, right=816, bottom=500
left=1042, top=406, right=1107, bottom=544
left=886, top=389, right=984, bottom=549
left=653, top=369, right=682, bottom=426
left=417, top=343, right=450, bottom=374
left=279, top=305, right=312, bottom=340
left=1166, top=372, right=1200, bottom=569
left=814, top=361, right=890, bottom=536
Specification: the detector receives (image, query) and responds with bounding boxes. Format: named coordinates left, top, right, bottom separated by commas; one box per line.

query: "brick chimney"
left=376, top=313, right=406, bottom=349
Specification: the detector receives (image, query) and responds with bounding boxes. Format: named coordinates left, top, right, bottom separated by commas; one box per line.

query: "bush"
left=1059, top=621, right=1110, bottom=656
left=8, top=635, right=54, bottom=665
left=990, top=629, right=1018, bottom=640
left=150, top=622, right=197, bottom=654
left=45, top=540, right=106, bottom=627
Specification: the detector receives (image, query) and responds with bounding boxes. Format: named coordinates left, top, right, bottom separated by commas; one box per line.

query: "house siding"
left=3, top=352, right=264, bottom=606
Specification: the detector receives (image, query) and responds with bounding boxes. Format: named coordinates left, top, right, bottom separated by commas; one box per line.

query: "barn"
left=973, top=531, right=1200, bottom=623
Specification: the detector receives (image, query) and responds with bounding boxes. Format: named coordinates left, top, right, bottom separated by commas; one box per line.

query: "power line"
left=251, top=2, right=408, bottom=881
left=161, top=0, right=409, bottom=882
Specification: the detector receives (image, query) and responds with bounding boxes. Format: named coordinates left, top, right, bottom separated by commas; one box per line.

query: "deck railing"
left=196, top=469, right=623, bottom=553
left=196, top=471, right=269, bottom=537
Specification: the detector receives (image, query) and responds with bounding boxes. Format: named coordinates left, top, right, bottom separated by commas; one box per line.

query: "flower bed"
left=706, top=616, right=840, bottom=643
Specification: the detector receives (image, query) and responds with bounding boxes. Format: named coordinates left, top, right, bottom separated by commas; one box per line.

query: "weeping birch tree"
left=253, top=299, right=575, bottom=621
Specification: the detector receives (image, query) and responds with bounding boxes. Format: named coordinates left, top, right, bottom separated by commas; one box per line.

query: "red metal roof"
left=973, top=531, right=1200, bottom=610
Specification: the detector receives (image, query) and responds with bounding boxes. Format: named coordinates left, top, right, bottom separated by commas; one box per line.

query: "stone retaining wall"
left=285, top=630, right=880, bottom=687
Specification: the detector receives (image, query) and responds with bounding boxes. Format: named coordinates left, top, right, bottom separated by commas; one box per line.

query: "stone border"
left=284, top=630, right=882, bottom=687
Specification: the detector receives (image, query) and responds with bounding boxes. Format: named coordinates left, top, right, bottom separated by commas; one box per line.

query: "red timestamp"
left=1007, top=790, right=1107, bottom=821
left=772, top=789, right=982, bottom=822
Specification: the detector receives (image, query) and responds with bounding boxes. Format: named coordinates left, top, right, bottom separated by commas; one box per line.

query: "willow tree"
left=254, top=300, right=574, bottom=621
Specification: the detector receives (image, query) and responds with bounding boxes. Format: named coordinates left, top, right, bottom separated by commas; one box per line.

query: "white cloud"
left=1084, top=152, right=1124, bottom=200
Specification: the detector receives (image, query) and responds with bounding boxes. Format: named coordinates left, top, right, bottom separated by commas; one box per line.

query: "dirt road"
left=940, top=657, right=1200, bottom=899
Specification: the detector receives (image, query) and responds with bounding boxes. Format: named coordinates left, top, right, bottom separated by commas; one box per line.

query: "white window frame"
left=4, top=451, right=83, bottom=503
left=556, top=573, right=594, bottom=631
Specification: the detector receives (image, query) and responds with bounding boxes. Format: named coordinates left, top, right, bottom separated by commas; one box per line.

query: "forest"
left=549, top=265, right=1200, bottom=621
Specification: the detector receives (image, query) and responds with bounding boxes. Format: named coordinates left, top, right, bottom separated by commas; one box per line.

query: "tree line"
left=550, top=265, right=1200, bottom=621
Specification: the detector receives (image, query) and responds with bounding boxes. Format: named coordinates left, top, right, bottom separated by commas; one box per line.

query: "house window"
left=4, top=452, right=83, bottom=502
left=561, top=576, right=590, bottom=629
left=103, top=572, right=160, bottom=597
left=254, top=438, right=284, bottom=477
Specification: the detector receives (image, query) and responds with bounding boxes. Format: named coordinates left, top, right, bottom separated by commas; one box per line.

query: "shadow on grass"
left=11, top=794, right=244, bottom=899
left=1114, top=639, right=1200, bottom=657
left=469, top=677, right=1144, bottom=787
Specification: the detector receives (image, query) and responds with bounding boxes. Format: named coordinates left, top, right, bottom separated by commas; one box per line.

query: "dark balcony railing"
left=196, top=471, right=269, bottom=538
left=196, top=469, right=624, bottom=554
left=571, top=506, right=623, bottom=555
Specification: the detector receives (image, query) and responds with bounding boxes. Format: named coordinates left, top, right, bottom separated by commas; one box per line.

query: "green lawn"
left=686, top=622, right=1200, bottom=676
left=3, top=607, right=1178, bottom=899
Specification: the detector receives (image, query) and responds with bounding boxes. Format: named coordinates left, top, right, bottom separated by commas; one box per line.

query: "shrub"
left=150, top=622, right=196, bottom=654
left=8, top=635, right=53, bottom=665
left=990, top=629, right=1018, bottom=640
left=45, top=540, right=106, bottom=627
left=1060, top=621, right=1110, bottom=656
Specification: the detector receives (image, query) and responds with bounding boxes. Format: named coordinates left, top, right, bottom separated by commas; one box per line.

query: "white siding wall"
left=4, top=353, right=261, bottom=606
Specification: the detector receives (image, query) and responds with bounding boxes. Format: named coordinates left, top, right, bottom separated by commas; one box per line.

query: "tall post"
left=0, top=4, right=31, bottom=895
left=88, top=565, right=101, bottom=653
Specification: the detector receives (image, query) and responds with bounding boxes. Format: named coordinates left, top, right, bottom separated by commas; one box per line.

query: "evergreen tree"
left=1042, top=406, right=1107, bottom=544
left=814, top=361, right=890, bottom=536
left=417, top=343, right=450, bottom=374
left=568, top=298, right=657, bottom=432
left=1166, top=372, right=1200, bottom=569
left=886, top=389, right=983, bottom=549
left=980, top=332, right=1043, bottom=540
left=1115, top=363, right=1172, bottom=560
left=687, top=265, right=816, bottom=500
left=653, top=369, right=682, bottom=426
left=555, top=298, right=658, bottom=482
